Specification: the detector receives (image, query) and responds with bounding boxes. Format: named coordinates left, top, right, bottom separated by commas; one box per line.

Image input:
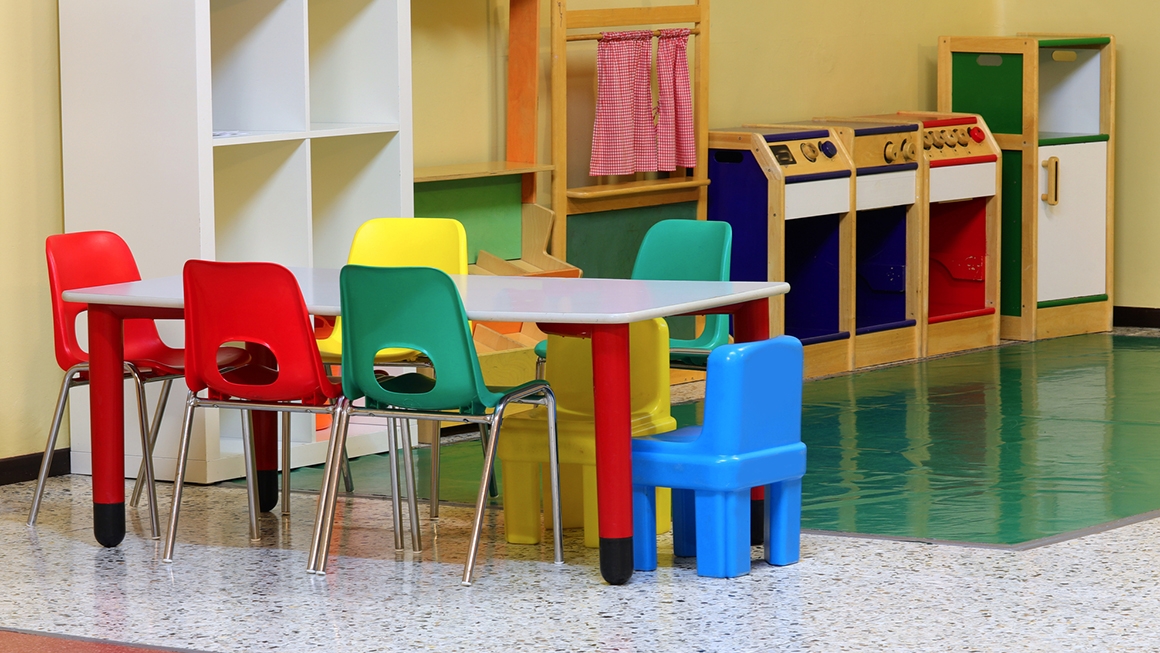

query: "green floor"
left=278, top=334, right=1160, bottom=546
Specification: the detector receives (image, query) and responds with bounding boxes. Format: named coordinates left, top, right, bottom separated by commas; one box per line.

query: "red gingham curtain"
left=656, top=28, right=694, bottom=171
left=590, top=30, right=656, bottom=176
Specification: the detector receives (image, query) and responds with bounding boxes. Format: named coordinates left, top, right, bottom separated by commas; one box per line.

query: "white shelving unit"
left=58, top=0, right=413, bottom=484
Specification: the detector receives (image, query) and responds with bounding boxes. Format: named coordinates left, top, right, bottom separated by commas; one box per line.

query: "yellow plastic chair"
left=316, top=217, right=469, bottom=516
left=497, top=318, right=676, bottom=548
left=317, top=218, right=468, bottom=363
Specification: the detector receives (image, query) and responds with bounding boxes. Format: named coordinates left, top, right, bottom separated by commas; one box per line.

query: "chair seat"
left=117, top=343, right=249, bottom=377
left=317, top=335, right=420, bottom=365
left=632, top=429, right=806, bottom=491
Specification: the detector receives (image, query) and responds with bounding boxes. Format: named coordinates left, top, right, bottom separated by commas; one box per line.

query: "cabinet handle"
left=1041, top=156, right=1060, bottom=206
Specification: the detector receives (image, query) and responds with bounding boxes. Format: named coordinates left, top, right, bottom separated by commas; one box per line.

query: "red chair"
left=31, top=231, right=247, bottom=537
left=163, top=260, right=342, bottom=562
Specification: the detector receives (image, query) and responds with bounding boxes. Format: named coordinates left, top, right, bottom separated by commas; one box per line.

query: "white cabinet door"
left=1037, top=141, right=1108, bottom=303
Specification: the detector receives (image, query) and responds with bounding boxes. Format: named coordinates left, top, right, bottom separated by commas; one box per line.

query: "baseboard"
left=0, top=449, right=68, bottom=487
left=1113, top=306, right=1160, bottom=328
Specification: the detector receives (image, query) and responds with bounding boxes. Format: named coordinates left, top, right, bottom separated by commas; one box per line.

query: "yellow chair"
left=317, top=218, right=468, bottom=363
left=316, top=217, right=469, bottom=518
left=497, top=318, right=676, bottom=548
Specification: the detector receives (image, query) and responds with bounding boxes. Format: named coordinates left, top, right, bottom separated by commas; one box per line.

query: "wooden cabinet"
left=58, top=0, right=413, bottom=483
left=938, top=34, right=1115, bottom=341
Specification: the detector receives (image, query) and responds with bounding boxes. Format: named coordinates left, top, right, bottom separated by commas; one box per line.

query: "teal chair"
left=307, top=265, right=563, bottom=586
left=534, top=219, right=733, bottom=377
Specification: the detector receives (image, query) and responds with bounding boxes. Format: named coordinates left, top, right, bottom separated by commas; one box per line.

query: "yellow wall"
left=997, top=2, right=1156, bottom=307
left=0, top=2, right=65, bottom=458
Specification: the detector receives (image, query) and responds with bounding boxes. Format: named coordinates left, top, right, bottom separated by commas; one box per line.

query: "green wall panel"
left=567, top=202, right=698, bottom=339
left=1000, top=150, right=1024, bottom=317
left=565, top=202, right=698, bottom=279
left=951, top=52, right=1024, bottom=135
left=413, top=176, right=522, bottom=264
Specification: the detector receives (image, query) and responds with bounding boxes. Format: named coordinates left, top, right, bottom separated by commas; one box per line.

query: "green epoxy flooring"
left=276, top=335, right=1160, bottom=546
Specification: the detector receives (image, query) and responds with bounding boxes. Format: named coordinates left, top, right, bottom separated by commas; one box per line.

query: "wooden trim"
left=0, top=449, right=68, bottom=487
left=508, top=0, right=541, bottom=201
left=413, top=161, right=553, bottom=183
left=940, top=36, right=1035, bottom=55
left=803, top=338, right=852, bottom=379
left=565, top=177, right=709, bottom=199
left=925, top=313, right=1000, bottom=357
left=565, top=5, right=703, bottom=30
left=1035, top=300, right=1112, bottom=339
left=854, top=326, right=919, bottom=369
left=1103, top=38, right=1116, bottom=308
left=566, top=185, right=704, bottom=215
left=549, top=0, right=568, bottom=258
left=993, top=133, right=1023, bottom=150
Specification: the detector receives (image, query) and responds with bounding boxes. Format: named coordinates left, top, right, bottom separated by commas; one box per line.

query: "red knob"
left=968, top=126, right=986, bottom=143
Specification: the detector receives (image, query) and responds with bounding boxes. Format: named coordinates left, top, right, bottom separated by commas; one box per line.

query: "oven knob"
left=800, top=141, right=819, bottom=162
left=931, top=130, right=945, bottom=149
left=901, top=139, right=917, bottom=161
left=969, top=126, right=986, bottom=143
left=819, top=140, right=838, bottom=159
left=956, top=129, right=970, bottom=146
left=883, top=141, right=898, bottom=164
left=923, top=132, right=933, bottom=150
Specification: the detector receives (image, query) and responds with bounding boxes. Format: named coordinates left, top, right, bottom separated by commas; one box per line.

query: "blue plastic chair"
left=631, top=336, right=806, bottom=578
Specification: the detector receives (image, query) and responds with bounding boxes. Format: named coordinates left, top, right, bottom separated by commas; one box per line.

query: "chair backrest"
left=183, top=260, right=336, bottom=402
left=696, top=336, right=803, bottom=455
left=45, top=231, right=166, bottom=370
left=545, top=319, right=672, bottom=419
left=347, top=218, right=468, bottom=274
left=632, top=219, right=732, bottom=349
left=339, top=265, right=486, bottom=411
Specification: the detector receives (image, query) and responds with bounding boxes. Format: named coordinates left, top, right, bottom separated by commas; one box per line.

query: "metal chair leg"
left=398, top=418, right=422, bottom=552
left=340, top=448, right=354, bottom=493
left=544, top=390, right=564, bottom=565
left=307, top=401, right=343, bottom=573
left=162, top=392, right=198, bottom=563
left=386, top=418, right=404, bottom=552
left=315, top=401, right=352, bottom=574
left=126, top=365, right=160, bottom=539
left=479, top=425, right=498, bottom=498
left=429, top=420, right=440, bottom=520
left=240, top=410, right=262, bottom=542
left=130, top=378, right=172, bottom=508
left=463, top=407, right=508, bottom=586
left=281, top=411, right=292, bottom=517
left=28, top=367, right=80, bottom=526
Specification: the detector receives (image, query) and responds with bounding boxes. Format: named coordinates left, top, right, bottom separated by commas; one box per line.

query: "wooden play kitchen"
left=938, top=34, right=1115, bottom=341
left=753, top=118, right=924, bottom=369
left=707, top=125, right=856, bottom=377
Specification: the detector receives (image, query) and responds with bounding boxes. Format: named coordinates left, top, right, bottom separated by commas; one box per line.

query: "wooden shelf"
left=414, top=161, right=553, bottom=183
left=566, top=177, right=709, bottom=199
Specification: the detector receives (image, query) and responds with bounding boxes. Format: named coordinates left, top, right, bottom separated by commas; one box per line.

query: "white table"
left=66, top=268, right=789, bottom=584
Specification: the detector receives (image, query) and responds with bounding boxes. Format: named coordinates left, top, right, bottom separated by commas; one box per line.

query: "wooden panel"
left=926, top=314, right=999, bottom=357
left=1035, top=300, right=1112, bottom=339
left=854, top=326, right=919, bottom=369
left=567, top=185, right=704, bottom=215
left=414, top=161, right=553, bottom=183
left=566, top=5, right=702, bottom=30
left=803, top=339, right=852, bottom=379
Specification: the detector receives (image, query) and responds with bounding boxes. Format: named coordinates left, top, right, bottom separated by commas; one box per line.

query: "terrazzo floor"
left=4, top=475, right=1160, bottom=652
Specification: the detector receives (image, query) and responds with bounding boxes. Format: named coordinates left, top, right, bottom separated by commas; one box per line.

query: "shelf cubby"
left=210, top=0, right=308, bottom=134
left=310, top=131, right=405, bottom=268
left=308, top=0, right=402, bottom=127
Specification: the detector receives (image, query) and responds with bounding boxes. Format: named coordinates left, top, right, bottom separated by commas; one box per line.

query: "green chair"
left=534, top=219, right=733, bottom=377
left=307, top=265, right=563, bottom=586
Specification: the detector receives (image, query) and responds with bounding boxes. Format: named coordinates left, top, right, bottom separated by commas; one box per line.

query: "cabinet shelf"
left=414, top=161, right=553, bottom=183
left=566, top=177, right=709, bottom=199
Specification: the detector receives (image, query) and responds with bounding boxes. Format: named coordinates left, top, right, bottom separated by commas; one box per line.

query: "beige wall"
left=997, top=2, right=1157, bottom=307
left=0, top=1, right=64, bottom=458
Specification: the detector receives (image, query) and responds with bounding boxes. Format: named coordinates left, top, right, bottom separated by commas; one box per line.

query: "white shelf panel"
left=309, top=122, right=401, bottom=138
left=211, top=0, right=309, bottom=133
left=311, top=132, right=405, bottom=268
left=213, top=139, right=313, bottom=265
left=309, top=0, right=402, bottom=125
left=1039, top=47, right=1102, bottom=136
left=212, top=129, right=310, bottom=146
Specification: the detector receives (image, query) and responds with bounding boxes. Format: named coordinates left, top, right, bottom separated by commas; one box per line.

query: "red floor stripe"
left=0, top=629, right=211, bottom=653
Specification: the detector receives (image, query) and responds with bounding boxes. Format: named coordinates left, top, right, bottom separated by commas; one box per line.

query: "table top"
left=63, top=267, right=790, bottom=324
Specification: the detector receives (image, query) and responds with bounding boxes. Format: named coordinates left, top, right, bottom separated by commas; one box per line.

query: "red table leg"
left=89, top=306, right=126, bottom=547
left=246, top=344, right=280, bottom=513
left=590, top=323, right=634, bottom=585
left=733, top=298, right=771, bottom=543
